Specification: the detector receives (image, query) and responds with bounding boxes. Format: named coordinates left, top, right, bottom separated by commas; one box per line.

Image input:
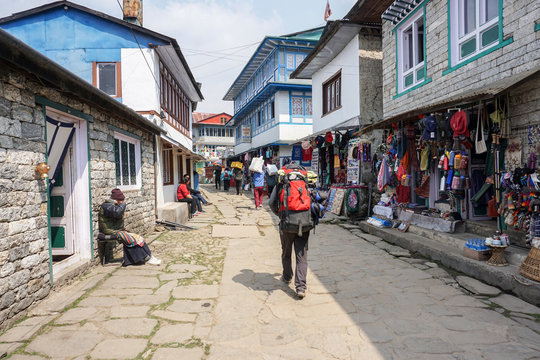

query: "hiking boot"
left=147, top=256, right=161, bottom=266
left=297, top=290, right=305, bottom=299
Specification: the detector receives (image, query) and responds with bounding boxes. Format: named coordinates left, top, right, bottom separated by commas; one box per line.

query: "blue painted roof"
left=0, top=1, right=203, bottom=100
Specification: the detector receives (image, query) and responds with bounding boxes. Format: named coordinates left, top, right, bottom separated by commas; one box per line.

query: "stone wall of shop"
left=0, top=59, right=155, bottom=330
left=358, top=28, right=383, bottom=125
left=508, top=71, right=540, bottom=165
left=381, top=0, right=540, bottom=118
left=0, top=61, right=51, bottom=330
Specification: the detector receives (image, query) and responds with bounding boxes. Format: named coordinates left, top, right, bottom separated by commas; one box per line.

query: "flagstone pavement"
left=1, top=184, right=539, bottom=359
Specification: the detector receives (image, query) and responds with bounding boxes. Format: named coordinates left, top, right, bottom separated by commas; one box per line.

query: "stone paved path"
left=1, top=184, right=539, bottom=359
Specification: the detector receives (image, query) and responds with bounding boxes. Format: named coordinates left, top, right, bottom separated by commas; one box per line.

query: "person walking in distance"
left=233, top=166, right=243, bottom=195
left=252, top=164, right=265, bottom=209
left=223, top=167, right=232, bottom=191
left=214, top=165, right=222, bottom=190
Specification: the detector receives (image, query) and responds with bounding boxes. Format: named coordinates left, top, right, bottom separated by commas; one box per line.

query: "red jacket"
left=177, top=184, right=190, bottom=200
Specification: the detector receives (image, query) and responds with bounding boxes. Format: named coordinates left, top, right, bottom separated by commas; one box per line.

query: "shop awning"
left=295, top=115, right=362, bottom=144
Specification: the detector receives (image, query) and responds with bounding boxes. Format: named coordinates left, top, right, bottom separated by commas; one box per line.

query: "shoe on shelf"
left=280, top=276, right=291, bottom=284
left=147, top=256, right=161, bottom=266
left=297, top=290, right=305, bottom=299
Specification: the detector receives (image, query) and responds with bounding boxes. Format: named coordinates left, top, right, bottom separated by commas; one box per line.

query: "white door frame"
left=46, top=108, right=92, bottom=276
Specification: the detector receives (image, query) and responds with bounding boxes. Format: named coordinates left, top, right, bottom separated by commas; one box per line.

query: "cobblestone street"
left=1, top=184, right=539, bottom=359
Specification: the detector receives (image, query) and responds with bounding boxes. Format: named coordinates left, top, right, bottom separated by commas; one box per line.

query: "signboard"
left=311, top=148, right=319, bottom=174
left=241, top=125, right=251, bottom=143
left=347, top=138, right=360, bottom=183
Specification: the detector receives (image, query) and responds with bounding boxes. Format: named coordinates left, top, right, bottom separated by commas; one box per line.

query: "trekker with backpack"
left=269, top=164, right=315, bottom=299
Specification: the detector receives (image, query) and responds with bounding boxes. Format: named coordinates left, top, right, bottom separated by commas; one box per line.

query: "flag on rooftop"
left=324, top=0, right=332, bottom=21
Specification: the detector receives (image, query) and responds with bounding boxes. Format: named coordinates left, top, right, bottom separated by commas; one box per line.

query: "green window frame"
left=445, top=0, right=513, bottom=75
left=393, top=1, right=431, bottom=98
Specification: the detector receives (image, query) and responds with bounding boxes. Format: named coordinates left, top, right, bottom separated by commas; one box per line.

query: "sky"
left=0, top=0, right=356, bottom=114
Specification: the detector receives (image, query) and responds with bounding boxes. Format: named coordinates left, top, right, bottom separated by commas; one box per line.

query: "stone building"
left=357, top=0, right=540, bottom=222
left=0, top=28, right=160, bottom=330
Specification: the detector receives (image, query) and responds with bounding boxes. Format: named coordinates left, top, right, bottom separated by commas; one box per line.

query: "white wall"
left=312, top=35, right=360, bottom=134
left=121, top=48, right=160, bottom=112
left=279, top=124, right=313, bottom=142
left=234, top=142, right=252, bottom=155
left=252, top=125, right=280, bottom=149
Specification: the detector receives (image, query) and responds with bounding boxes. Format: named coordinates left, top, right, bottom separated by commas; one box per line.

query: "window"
left=305, top=98, right=312, bottom=116
left=159, top=60, right=190, bottom=134
left=292, top=97, right=304, bottom=116
left=113, top=132, right=141, bottom=190
left=162, top=144, right=174, bottom=185
left=270, top=101, right=275, bottom=119
left=322, top=71, right=341, bottom=115
left=220, top=117, right=227, bottom=124
left=93, top=62, right=121, bottom=97
left=397, top=11, right=425, bottom=93
left=450, top=0, right=500, bottom=66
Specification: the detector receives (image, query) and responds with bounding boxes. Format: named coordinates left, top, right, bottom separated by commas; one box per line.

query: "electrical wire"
left=115, top=0, right=161, bottom=90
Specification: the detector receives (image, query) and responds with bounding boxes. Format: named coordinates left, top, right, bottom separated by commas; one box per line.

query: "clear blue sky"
left=1, top=0, right=356, bottom=113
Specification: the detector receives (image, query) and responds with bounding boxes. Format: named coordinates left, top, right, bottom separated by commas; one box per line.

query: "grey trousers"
left=280, top=231, right=309, bottom=292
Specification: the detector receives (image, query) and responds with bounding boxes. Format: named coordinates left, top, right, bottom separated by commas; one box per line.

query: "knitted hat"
left=325, top=131, right=333, bottom=144
left=450, top=110, right=469, bottom=138
left=111, top=188, right=125, bottom=201
left=422, top=115, right=437, bottom=140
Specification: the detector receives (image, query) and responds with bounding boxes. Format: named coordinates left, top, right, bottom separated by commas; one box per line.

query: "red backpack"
left=278, top=164, right=313, bottom=235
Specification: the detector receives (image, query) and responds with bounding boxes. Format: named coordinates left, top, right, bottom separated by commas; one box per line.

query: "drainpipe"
left=153, top=134, right=159, bottom=223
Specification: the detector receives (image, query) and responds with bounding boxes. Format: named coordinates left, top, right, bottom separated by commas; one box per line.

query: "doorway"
left=46, top=108, right=92, bottom=277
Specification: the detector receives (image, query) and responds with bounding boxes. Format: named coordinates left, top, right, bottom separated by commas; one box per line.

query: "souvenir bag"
left=415, top=173, right=430, bottom=198
left=249, top=156, right=264, bottom=173
left=475, top=105, right=488, bottom=154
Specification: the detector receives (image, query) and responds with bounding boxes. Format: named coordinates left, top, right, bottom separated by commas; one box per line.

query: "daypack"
left=275, top=164, right=314, bottom=235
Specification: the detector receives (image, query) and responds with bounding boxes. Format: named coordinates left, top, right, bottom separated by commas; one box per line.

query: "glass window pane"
left=404, top=73, right=414, bottom=87
left=416, top=20, right=424, bottom=64
left=129, top=143, right=136, bottom=185
left=403, top=26, right=413, bottom=71
left=305, top=98, right=312, bottom=116
left=98, top=63, right=116, bottom=95
left=121, top=140, right=128, bottom=185
left=485, top=0, right=498, bottom=23
left=114, top=139, right=121, bottom=185
left=462, top=0, right=476, bottom=36
left=416, top=67, right=425, bottom=81
left=460, top=37, right=476, bottom=58
left=286, top=53, right=295, bottom=69
left=481, top=24, right=499, bottom=47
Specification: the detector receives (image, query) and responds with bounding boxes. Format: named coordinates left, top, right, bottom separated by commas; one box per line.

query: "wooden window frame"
left=322, top=70, right=342, bottom=116
left=159, top=58, right=190, bottom=137
left=92, top=62, right=122, bottom=98
left=162, top=144, right=174, bottom=185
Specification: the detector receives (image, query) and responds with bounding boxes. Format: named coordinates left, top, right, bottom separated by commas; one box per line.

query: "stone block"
left=21, top=123, right=42, bottom=140
left=11, top=104, right=33, bottom=123
left=0, top=97, right=10, bottom=117
left=157, top=202, right=189, bottom=225
left=0, top=116, right=21, bottom=137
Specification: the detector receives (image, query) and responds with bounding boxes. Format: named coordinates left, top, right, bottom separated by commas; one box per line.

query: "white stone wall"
left=382, top=0, right=540, bottom=118
left=0, top=59, right=156, bottom=330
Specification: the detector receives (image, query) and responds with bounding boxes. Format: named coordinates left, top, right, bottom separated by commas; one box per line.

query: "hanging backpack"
left=275, top=164, right=314, bottom=236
